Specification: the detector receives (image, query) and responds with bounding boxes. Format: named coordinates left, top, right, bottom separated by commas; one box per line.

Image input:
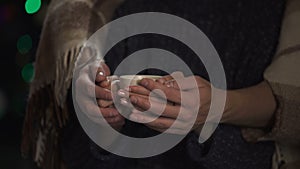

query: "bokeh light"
left=21, top=63, right=35, bottom=83
left=0, top=90, right=7, bottom=119
left=17, top=34, right=32, bottom=54
left=25, top=0, right=42, bottom=14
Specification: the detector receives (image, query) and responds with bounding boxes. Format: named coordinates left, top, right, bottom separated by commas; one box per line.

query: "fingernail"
left=98, top=71, right=104, bottom=76
left=124, top=87, right=131, bottom=92
left=120, top=98, right=128, bottom=105
left=118, top=89, right=126, bottom=97
left=130, top=114, right=138, bottom=121
left=104, top=88, right=111, bottom=92
left=130, top=114, right=142, bottom=121
left=165, top=80, right=175, bottom=88
left=140, top=79, right=148, bottom=87
left=132, top=109, right=139, bottom=114
left=157, top=79, right=165, bottom=84
left=130, top=96, right=137, bottom=104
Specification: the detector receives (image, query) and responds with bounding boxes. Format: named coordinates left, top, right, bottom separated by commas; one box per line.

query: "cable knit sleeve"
left=242, top=2, right=300, bottom=168
left=262, top=0, right=300, bottom=145
left=242, top=0, right=300, bottom=145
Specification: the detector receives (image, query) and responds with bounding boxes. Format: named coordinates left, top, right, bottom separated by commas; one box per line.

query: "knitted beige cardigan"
left=22, top=0, right=300, bottom=169
left=21, top=0, right=123, bottom=168
left=242, top=0, right=300, bottom=168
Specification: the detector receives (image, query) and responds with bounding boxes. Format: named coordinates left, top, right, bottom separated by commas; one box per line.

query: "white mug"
left=117, top=75, right=162, bottom=89
left=110, top=75, right=162, bottom=117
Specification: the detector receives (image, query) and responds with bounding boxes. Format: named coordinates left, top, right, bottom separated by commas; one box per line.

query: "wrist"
left=221, top=82, right=276, bottom=128
left=221, top=90, right=241, bottom=124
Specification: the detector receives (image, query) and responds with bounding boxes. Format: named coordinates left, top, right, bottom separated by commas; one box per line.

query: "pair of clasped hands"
left=77, top=61, right=276, bottom=137
left=89, top=63, right=212, bottom=135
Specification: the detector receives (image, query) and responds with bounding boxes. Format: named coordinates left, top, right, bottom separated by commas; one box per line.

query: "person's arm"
left=222, top=81, right=276, bottom=128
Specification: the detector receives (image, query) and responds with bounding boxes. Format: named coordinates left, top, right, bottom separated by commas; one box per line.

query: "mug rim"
left=120, top=75, right=162, bottom=80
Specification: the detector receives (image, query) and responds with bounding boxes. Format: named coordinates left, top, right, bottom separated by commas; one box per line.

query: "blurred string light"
left=21, top=63, right=35, bottom=83
left=17, top=34, right=32, bottom=54
left=0, top=90, right=7, bottom=119
left=25, top=0, right=42, bottom=14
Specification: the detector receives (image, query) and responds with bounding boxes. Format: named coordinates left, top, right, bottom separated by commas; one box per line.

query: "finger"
left=105, top=114, right=124, bottom=124
left=105, top=115, right=125, bottom=131
left=156, top=71, right=184, bottom=84
left=118, top=89, right=150, bottom=100
left=110, top=120, right=125, bottom=127
left=176, top=76, right=209, bottom=90
left=126, top=95, right=180, bottom=119
left=99, top=75, right=119, bottom=89
left=95, top=71, right=107, bottom=83
left=126, top=94, right=199, bottom=122
left=97, top=99, right=114, bottom=108
left=95, top=86, right=112, bottom=100
left=105, top=75, right=119, bottom=89
left=129, top=113, right=189, bottom=134
left=156, top=75, right=173, bottom=84
left=95, top=63, right=111, bottom=82
left=147, top=126, right=189, bottom=135
left=129, top=111, right=172, bottom=126
left=127, top=79, right=199, bottom=109
left=136, top=77, right=202, bottom=107
left=162, top=76, right=209, bottom=91
left=76, top=72, right=112, bottom=100
left=110, top=120, right=125, bottom=129
left=138, top=95, right=197, bottom=122
left=99, top=107, right=123, bottom=118
left=139, top=79, right=182, bottom=103
left=164, top=79, right=179, bottom=89
left=129, top=108, right=194, bottom=133
left=128, top=86, right=151, bottom=96
left=99, top=80, right=110, bottom=89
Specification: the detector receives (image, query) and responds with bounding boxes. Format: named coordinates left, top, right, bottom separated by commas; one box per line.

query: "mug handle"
left=108, top=76, right=120, bottom=102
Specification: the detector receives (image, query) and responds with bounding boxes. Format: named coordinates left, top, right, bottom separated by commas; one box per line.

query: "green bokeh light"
left=22, top=63, right=35, bottom=83
left=17, top=34, right=32, bottom=54
left=25, top=0, right=41, bottom=14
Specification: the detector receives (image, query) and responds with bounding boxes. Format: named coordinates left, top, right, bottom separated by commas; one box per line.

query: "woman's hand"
left=74, top=56, right=125, bottom=130
left=118, top=72, right=276, bottom=135
left=95, top=64, right=125, bottom=130
left=118, top=74, right=213, bottom=135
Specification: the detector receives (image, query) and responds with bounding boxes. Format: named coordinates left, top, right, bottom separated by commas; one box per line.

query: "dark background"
left=0, top=0, right=49, bottom=168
